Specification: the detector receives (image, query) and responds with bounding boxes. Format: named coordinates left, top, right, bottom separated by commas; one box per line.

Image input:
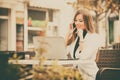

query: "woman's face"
left=74, top=14, right=86, bottom=30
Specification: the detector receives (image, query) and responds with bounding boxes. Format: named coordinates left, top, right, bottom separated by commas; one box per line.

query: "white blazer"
left=66, top=32, right=103, bottom=80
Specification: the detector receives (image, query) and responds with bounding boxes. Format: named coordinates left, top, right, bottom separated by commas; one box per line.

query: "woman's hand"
left=67, top=23, right=76, bottom=39
left=77, top=28, right=84, bottom=51
left=68, top=23, right=75, bottom=34
left=77, top=28, right=83, bottom=40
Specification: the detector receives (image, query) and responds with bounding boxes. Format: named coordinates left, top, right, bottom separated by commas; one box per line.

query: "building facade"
left=0, top=0, right=120, bottom=51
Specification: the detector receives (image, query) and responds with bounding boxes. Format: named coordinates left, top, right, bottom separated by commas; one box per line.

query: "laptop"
left=33, top=36, right=68, bottom=60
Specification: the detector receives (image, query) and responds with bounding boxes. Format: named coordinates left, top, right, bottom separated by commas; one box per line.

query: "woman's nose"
left=75, top=21, right=79, bottom=25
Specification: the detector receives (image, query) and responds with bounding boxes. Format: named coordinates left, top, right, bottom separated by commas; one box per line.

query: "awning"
left=0, top=0, right=17, bottom=8
left=0, top=0, right=17, bottom=3
left=29, top=0, right=66, bottom=10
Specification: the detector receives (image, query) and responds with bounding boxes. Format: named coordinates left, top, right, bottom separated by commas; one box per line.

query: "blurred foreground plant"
left=32, top=60, right=83, bottom=80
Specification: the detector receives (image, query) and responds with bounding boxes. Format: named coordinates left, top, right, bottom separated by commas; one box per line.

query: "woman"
left=65, top=9, right=103, bottom=80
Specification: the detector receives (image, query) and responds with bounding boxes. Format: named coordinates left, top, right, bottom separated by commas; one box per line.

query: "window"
left=27, top=9, right=47, bottom=49
left=28, top=10, right=46, bottom=21
left=109, top=20, right=114, bottom=44
left=0, top=19, right=8, bottom=50
left=0, top=8, right=8, bottom=16
left=0, top=8, right=9, bottom=50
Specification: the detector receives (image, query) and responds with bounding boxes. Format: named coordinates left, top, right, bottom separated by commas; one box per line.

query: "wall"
left=58, top=3, right=75, bottom=38
left=114, top=10, right=120, bottom=42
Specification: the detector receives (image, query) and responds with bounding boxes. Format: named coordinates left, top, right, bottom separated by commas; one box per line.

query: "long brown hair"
left=67, top=9, right=95, bottom=45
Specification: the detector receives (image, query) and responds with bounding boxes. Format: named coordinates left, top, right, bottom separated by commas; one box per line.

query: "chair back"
left=97, top=49, right=120, bottom=69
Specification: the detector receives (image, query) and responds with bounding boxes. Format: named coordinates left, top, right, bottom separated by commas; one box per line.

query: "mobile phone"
left=73, top=23, right=77, bottom=33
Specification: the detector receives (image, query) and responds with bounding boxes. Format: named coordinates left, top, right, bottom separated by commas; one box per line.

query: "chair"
left=96, top=49, right=120, bottom=69
left=96, top=49, right=120, bottom=80
left=96, top=68, right=120, bottom=80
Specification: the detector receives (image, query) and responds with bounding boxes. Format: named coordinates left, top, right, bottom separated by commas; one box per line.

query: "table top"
left=8, top=59, right=79, bottom=66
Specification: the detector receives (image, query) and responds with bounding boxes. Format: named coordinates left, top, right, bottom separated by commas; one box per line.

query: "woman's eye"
left=79, top=20, right=83, bottom=22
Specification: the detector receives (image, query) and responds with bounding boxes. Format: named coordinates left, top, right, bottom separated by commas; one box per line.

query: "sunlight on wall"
left=114, top=20, right=120, bottom=42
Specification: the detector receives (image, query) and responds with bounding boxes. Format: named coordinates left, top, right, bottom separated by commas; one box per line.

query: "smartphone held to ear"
left=73, top=23, right=77, bottom=33
left=72, top=23, right=87, bottom=37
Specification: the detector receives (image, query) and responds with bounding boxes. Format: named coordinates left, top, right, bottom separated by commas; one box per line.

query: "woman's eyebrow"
left=79, top=19, right=83, bottom=21
left=75, top=18, right=83, bottom=21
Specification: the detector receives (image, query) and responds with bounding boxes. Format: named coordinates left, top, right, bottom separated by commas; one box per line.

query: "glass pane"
left=28, top=10, right=46, bottom=27
left=28, top=10, right=46, bottom=20
left=0, top=19, right=8, bottom=50
left=28, top=30, right=42, bottom=44
left=16, top=24, right=24, bottom=51
left=0, top=8, right=8, bottom=16
left=109, top=20, right=114, bottom=44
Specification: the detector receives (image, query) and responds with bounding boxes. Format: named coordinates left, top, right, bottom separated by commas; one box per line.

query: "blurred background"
left=0, top=0, right=120, bottom=51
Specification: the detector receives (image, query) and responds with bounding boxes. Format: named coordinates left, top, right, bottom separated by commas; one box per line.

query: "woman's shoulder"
left=87, top=32, right=100, bottom=37
left=87, top=32, right=102, bottom=41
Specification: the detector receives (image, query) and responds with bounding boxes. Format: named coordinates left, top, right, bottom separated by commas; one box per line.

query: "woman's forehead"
left=76, top=14, right=83, bottom=20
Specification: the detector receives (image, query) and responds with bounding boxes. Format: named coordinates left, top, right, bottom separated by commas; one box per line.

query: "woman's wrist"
left=79, top=41, right=84, bottom=45
left=80, top=41, right=84, bottom=43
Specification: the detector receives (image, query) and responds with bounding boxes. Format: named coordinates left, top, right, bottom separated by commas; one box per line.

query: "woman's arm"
left=65, top=23, right=75, bottom=46
left=65, top=31, right=72, bottom=46
left=77, top=29, right=84, bottom=51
